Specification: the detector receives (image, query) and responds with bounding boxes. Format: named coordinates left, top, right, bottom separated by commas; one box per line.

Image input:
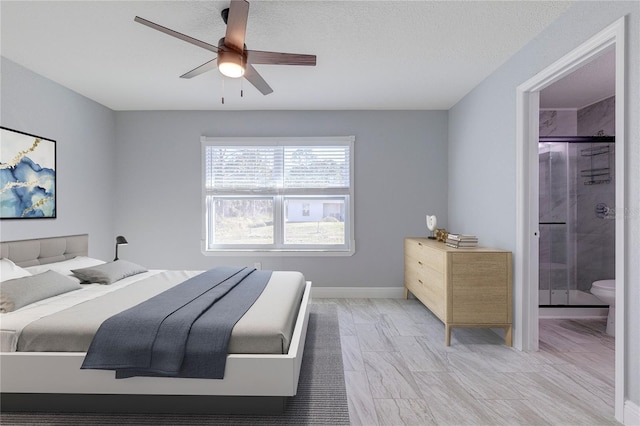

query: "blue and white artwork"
left=0, top=127, right=56, bottom=219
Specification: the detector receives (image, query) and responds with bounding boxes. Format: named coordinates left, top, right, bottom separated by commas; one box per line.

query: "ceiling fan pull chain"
left=221, top=77, right=225, bottom=104
left=241, top=78, right=244, bottom=98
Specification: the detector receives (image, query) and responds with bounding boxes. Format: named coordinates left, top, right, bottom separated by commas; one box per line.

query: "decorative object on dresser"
left=445, top=233, right=478, bottom=248
left=404, top=237, right=512, bottom=346
left=434, top=228, right=448, bottom=242
left=426, top=215, right=437, bottom=239
left=0, top=127, right=56, bottom=219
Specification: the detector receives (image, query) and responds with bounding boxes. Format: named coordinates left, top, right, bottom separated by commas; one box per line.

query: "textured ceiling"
left=1, top=1, right=575, bottom=111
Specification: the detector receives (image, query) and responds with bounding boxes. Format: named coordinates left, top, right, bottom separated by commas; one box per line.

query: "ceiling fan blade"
left=244, top=64, right=273, bottom=95
left=134, top=16, right=218, bottom=54
left=224, top=0, right=249, bottom=53
left=246, top=50, right=316, bottom=66
left=180, top=58, right=218, bottom=79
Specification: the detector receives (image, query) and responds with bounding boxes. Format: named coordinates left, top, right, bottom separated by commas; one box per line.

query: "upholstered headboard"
left=0, top=234, right=88, bottom=267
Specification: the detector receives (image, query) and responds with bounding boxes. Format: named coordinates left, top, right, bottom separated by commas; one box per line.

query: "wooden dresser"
left=404, top=237, right=512, bottom=346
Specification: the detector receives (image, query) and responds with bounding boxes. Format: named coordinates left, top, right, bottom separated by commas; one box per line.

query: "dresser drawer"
left=404, top=238, right=446, bottom=320
left=404, top=239, right=445, bottom=273
left=404, top=267, right=445, bottom=320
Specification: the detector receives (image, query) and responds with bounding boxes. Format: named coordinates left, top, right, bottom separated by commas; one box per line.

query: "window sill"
left=201, top=247, right=355, bottom=257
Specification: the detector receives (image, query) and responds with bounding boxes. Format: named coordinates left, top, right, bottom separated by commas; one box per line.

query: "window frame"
left=201, top=136, right=355, bottom=256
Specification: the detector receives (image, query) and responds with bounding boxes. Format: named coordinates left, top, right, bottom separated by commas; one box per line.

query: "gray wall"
left=0, top=57, right=116, bottom=261
left=114, top=110, right=448, bottom=288
left=448, top=0, right=639, bottom=406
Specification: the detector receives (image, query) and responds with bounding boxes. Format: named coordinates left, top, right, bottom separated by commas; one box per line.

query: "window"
left=202, top=136, right=354, bottom=255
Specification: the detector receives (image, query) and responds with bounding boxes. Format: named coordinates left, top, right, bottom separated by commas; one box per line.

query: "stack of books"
left=445, top=234, right=478, bottom=248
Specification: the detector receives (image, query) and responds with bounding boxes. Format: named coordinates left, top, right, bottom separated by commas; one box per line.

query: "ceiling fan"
left=134, top=0, right=316, bottom=98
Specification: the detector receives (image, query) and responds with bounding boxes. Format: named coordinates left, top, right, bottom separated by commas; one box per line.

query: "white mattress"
left=1, top=269, right=306, bottom=356
left=0, top=270, right=178, bottom=352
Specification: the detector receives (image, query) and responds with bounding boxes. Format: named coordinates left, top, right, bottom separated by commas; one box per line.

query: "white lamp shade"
left=219, top=61, right=245, bottom=78
left=218, top=49, right=246, bottom=78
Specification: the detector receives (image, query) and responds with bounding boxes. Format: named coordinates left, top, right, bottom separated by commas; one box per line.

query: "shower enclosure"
left=538, top=135, right=615, bottom=306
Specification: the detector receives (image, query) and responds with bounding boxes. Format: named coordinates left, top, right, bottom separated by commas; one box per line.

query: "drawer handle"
left=418, top=279, right=423, bottom=284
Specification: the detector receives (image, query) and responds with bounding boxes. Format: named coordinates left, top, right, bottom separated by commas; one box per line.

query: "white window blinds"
left=205, top=140, right=351, bottom=193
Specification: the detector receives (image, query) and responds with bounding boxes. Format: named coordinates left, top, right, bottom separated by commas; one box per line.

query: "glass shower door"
left=539, top=142, right=569, bottom=305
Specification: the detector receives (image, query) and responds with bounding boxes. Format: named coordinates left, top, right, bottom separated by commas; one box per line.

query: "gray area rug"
left=0, top=303, right=350, bottom=425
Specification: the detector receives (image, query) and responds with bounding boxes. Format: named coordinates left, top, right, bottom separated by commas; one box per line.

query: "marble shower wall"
left=578, top=96, right=615, bottom=137
left=539, top=110, right=577, bottom=136
left=576, top=97, right=616, bottom=291
left=539, top=96, right=615, bottom=299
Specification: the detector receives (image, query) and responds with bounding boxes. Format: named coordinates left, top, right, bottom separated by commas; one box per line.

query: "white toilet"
left=590, top=279, right=616, bottom=336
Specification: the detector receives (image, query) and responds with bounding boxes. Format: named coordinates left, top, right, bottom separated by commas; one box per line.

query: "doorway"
left=515, top=17, right=626, bottom=422
left=538, top=48, right=616, bottom=312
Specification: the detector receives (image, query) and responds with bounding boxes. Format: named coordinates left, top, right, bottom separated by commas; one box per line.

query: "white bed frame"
left=0, top=235, right=312, bottom=413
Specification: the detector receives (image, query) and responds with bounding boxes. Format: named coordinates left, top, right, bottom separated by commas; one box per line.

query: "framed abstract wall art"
left=0, top=127, right=56, bottom=219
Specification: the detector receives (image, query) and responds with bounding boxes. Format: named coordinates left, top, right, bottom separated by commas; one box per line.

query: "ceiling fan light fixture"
left=135, top=1, right=316, bottom=96
left=218, top=49, right=245, bottom=78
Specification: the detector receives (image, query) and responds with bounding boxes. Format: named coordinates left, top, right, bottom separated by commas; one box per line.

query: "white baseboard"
left=311, top=287, right=405, bottom=299
left=625, top=399, right=640, bottom=425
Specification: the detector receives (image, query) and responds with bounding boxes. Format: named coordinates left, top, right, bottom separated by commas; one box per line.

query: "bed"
left=0, top=234, right=312, bottom=414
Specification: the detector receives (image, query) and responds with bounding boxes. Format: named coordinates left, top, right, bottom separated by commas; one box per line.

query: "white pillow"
left=24, top=256, right=106, bottom=278
left=0, top=258, right=32, bottom=282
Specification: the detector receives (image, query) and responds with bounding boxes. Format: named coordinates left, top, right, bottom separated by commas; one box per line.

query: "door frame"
left=514, top=17, right=626, bottom=421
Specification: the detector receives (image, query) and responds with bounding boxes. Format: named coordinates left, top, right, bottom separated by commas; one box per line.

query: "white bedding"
left=0, top=270, right=185, bottom=352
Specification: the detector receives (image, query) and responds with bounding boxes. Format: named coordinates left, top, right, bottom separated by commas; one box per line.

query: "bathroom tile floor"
left=314, top=298, right=617, bottom=425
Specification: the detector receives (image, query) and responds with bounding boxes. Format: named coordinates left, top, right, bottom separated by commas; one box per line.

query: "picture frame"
left=0, top=126, right=56, bottom=219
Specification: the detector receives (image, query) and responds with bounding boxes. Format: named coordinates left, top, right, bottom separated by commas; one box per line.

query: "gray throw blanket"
left=81, top=266, right=272, bottom=379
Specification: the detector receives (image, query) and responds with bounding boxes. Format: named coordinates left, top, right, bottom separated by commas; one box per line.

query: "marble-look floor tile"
left=398, top=299, right=441, bottom=323
left=539, top=322, right=609, bottom=353
left=540, top=318, right=604, bottom=343
left=412, top=371, right=497, bottom=425
left=449, top=369, right=524, bottom=400
left=374, top=399, right=436, bottom=426
left=391, top=335, right=448, bottom=372
left=599, top=334, right=616, bottom=350
left=341, top=334, right=365, bottom=371
left=333, top=301, right=358, bottom=336
left=448, top=347, right=544, bottom=374
left=375, top=314, right=402, bottom=339
left=510, top=371, right=615, bottom=425
left=477, top=399, right=555, bottom=426
left=346, top=299, right=380, bottom=324
left=344, top=370, right=379, bottom=426
left=369, top=298, right=408, bottom=315
left=356, top=323, right=397, bottom=352
left=385, top=312, right=434, bottom=337
left=414, top=334, right=474, bottom=354
left=537, top=363, right=615, bottom=413
left=328, top=298, right=616, bottom=426
left=556, top=350, right=615, bottom=385
left=520, top=396, right=617, bottom=425
left=362, top=351, right=422, bottom=399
